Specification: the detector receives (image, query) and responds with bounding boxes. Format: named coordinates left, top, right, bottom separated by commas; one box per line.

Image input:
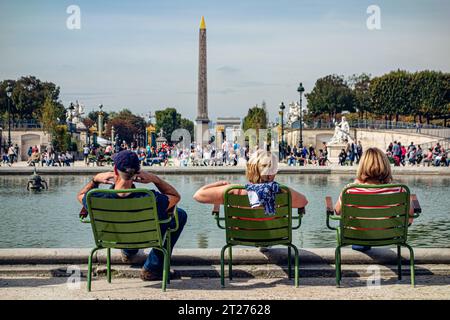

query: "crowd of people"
left=386, top=141, right=449, bottom=167
left=1, top=137, right=449, bottom=168
left=1, top=144, right=18, bottom=166
left=337, top=140, right=364, bottom=166
left=283, top=142, right=330, bottom=166
left=26, top=145, right=74, bottom=167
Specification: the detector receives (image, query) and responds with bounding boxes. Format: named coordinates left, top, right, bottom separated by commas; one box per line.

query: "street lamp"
left=297, top=82, right=305, bottom=148
left=6, top=85, right=12, bottom=147
left=279, top=102, right=286, bottom=160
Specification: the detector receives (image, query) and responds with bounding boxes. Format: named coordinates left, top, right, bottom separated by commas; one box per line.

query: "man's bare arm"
left=77, top=172, right=115, bottom=204
left=152, top=175, right=181, bottom=208
left=134, top=171, right=181, bottom=209
left=77, top=180, right=98, bottom=204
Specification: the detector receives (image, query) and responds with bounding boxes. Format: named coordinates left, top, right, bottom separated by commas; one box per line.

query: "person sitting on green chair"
left=77, top=150, right=187, bottom=281
left=333, top=147, right=416, bottom=252
left=193, top=149, right=308, bottom=210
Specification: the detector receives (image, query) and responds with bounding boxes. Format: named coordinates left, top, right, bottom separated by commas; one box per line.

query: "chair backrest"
left=340, top=184, right=411, bottom=246
left=223, top=185, right=292, bottom=246
left=86, top=188, right=162, bottom=249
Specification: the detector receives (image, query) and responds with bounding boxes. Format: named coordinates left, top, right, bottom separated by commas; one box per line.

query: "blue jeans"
left=122, top=208, right=188, bottom=273
left=352, top=245, right=371, bottom=252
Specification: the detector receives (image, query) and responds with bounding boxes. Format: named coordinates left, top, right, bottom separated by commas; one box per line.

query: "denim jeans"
left=352, top=245, right=371, bottom=252
left=122, top=208, right=188, bottom=273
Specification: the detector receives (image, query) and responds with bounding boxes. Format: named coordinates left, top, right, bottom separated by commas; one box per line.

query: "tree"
left=242, top=105, right=268, bottom=145
left=242, top=104, right=268, bottom=132
left=52, top=124, right=71, bottom=152
left=82, top=117, right=95, bottom=130
left=305, top=74, right=355, bottom=120
left=180, top=118, right=194, bottom=139
left=370, top=70, right=412, bottom=122
left=410, top=70, right=450, bottom=124
left=0, top=76, right=63, bottom=121
left=348, top=73, right=372, bottom=119
left=39, top=95, right=74, bottom=152
left=40, top=96, right=59, bottom=134
left=155, top=108, right=181, bottom=141
left=105, top=109, right=146, bottom=144
left=87, top=110, right=110, bottom=124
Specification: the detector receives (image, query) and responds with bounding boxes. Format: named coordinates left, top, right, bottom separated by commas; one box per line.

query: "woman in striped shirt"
left=334, top=147, right=415, bottom=252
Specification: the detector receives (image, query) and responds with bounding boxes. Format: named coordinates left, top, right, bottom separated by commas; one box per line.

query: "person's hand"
left=133, top=171, right=159, bottom=184
left=93, top=172, right=115, bottom=185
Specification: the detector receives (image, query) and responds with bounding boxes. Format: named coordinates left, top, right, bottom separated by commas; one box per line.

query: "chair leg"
left=161, top=248, right=169, bottom=292
left=220, top=245, right=229, bottom=288
left=228, top=246, right=233, bottom=280
left=288, top=247, right=292, bottom=279
left=167, top=235, right=172, bottom=284
left=403, top=244, right=416, bottom=287
left=87, top=247, right=99, bottom=292
left=335, top=246, right=341, bottom=287
left=106, top=248, right=112, bottom=283
left=397, top=245, right=402, bottom=281
left=288, top=244, right=299, bottom=287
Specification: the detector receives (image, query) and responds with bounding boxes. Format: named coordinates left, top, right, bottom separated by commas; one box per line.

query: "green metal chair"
left=212, top=185, right=304, bottom=288
left=325, top=184, right=421, bottom=287
left=84, top=188, right=179, bottom=292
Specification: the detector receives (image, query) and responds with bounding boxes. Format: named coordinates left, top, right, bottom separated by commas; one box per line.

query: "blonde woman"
left=334, top=147, right=416, bottom=251
left=193, top=149, right=308, bottom=210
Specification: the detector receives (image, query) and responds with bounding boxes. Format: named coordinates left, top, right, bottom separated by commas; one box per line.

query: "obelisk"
left=195, top=16, right=210, bottom=146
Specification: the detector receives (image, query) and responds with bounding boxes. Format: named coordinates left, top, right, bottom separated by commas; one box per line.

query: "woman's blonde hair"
left=246, top=149, right=278, bottom=183
left=357, top=147, right=393, bottom=184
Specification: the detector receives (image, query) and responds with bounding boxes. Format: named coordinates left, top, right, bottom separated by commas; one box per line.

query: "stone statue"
left=66, top=101, right=85, bottom=125
left=328, top=116, right=353, bottom=145
left=27, top=168, right=48, bottom=191
left=66, top=103, right=74, bottom=122
left=287, top=101, right=301, bottom=127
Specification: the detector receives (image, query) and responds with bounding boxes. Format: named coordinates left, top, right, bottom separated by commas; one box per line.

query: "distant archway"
left=20, top=134, right=41, bottom=160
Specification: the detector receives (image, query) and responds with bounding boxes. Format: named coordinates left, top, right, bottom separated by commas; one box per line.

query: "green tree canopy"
left=242, top=105, right=268, bottom=131
left=348, top=73, right=372, bottom=118
left=154, top=107, right=193, bottom=143
left=305, top=74, right=355, bottom=120
left=369, top=70, right=413, bottom=121
left=0, top=76, right=64, bottom=121
left=410, top=70, right=450, bottom=123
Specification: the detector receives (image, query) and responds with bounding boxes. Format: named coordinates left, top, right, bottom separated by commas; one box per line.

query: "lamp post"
left=97, top=104, right=104, bottom=138
left=279, top=102, right=286, bottom=160
left=6, top=85, right=12, bottom=147
left=297, top=82, right=305, bottom=148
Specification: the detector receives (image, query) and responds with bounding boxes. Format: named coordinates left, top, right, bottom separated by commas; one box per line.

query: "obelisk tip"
left=200, top=16, right=206, bottom=29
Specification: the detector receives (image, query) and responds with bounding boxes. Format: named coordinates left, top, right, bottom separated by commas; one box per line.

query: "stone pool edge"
left=1, top=248, right=450, bottom=265
left=1, top=166, right=449, bottom=175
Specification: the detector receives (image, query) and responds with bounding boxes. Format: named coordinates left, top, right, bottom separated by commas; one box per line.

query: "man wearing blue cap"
left=77, top=150, right=187, bottom=281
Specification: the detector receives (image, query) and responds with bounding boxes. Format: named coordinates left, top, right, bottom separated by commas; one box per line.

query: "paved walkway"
left=1, top=275, right=449, bottom=300
left=0, top=161, right=448, bottom=175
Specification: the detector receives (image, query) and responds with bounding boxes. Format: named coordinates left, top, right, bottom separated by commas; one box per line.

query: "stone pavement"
left=1, top=248, right=449, bottom=300
left=1, top=275, right=449, bottom=300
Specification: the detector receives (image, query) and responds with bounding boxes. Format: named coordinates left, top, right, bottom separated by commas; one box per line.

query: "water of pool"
left=0, top=174, right=448, bottom=248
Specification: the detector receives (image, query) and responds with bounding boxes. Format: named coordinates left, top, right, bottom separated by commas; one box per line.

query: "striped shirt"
left=337, top=184, right=405, bottom=210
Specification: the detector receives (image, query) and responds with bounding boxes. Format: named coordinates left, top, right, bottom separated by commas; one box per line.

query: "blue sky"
left=0, top=0, right=449, bottom=121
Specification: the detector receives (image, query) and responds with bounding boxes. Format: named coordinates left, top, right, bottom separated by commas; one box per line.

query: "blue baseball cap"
left=113, top=150, right=140, bottom=173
